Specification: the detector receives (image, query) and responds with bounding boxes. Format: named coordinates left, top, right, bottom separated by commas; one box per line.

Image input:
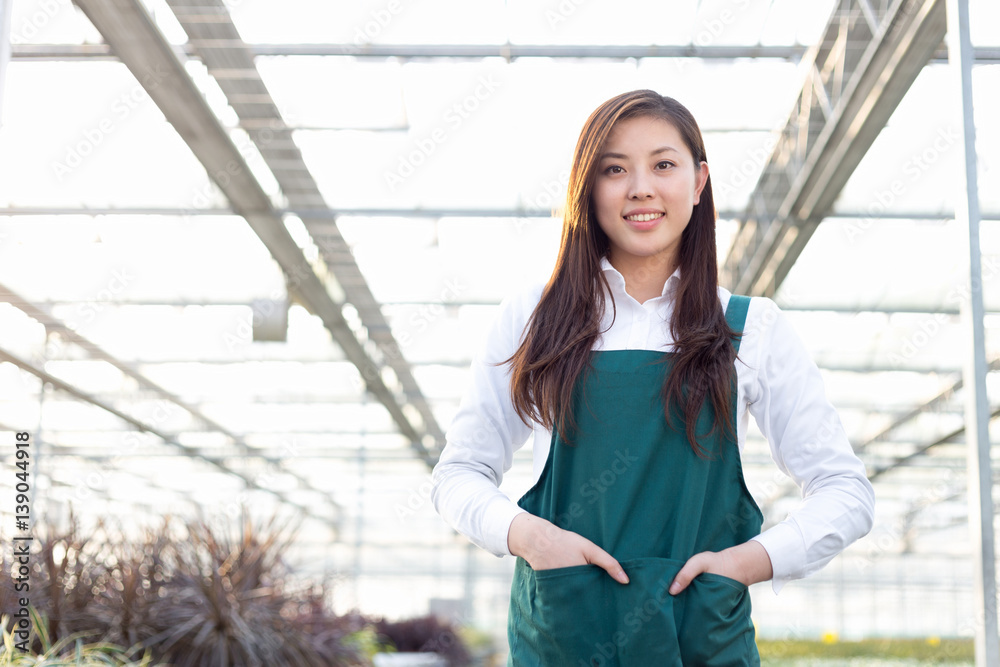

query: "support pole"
left=947, top=1, right=999, bottom=664
left=0, top=0, right=12, bottom=129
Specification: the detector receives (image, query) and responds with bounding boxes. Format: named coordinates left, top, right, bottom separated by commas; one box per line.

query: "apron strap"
left=725, top=294, right=751, bottom=354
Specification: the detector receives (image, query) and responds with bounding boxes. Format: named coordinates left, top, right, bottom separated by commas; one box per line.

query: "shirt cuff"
left=751, top=521, right=806, bottom=595
left=484, top=502, right=529, bottom=557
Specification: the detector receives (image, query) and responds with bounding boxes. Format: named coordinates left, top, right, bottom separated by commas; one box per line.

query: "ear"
left=693, top=161, right=709, bottom=205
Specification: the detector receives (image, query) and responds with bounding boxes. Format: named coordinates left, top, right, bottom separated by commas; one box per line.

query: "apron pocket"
left=509, top=557, right=615, bottom=665
left=676, top=572, right=759, bottom=666
left=508, top=557, right=756, bottom=666
left=508, top=557, right=686, bottom=666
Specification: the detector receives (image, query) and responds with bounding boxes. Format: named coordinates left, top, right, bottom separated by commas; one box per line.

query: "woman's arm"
left=430, top=289, right=538, bottom=557
left=671, top=297, right=874, bottom=594
left=669, top=540, right=772, bottom=594
left=432, top=285, right=630, bottom=584
left=744, top=297, right=875, bottom=593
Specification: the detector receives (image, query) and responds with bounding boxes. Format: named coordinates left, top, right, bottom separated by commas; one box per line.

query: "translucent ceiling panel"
left=139, top=361, right=355, bottom=405
left=0, top=64, right=224, bottom=209
left=295, top=57, right=808, bottom=213
left=971, top=0, right=1000, bottom=45
left=760, top=0, right=836, bottom=46
left=690, top=0, right=775, bottom=46
left=776, top=219, right=1000, bottom=373
left=507, top=0, right=695, bottom=45
left=835, top=64, right=1000, bottom=219
left=0, top=216, right=283, bottom=301
left=636, top=58, right=802, bottom=130
left=337, top=216, right=559, bottom=304
left=298, top=59, right=640, bottom=210
left=9, top=0, right=99, bottom=44
left=230, top=0, right=507, bottom=45
left=256, top=57, right=407, bottom=130
left=780, top=218, right=975, bottom=311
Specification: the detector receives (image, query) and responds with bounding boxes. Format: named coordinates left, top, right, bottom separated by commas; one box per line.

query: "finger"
left=584, top=545, right=629, bottom=584
left=669, top=553, right=709, bottom=595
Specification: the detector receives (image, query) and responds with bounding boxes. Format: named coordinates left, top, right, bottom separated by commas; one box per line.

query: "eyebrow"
left=599, top=146, right=680, bottom=160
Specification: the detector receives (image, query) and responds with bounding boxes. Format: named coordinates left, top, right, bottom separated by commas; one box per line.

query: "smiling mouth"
left=623, top=212, right=664, bottom=222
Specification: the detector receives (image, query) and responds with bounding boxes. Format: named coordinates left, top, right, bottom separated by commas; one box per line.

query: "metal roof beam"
left=21, top=297, right=1000, bottom=317
left=70, top=0, right=439, bottom=466
left=6, top=206, right=1000, bottom=221
left=11, top=42, right=1000, bottom=62
left=12, top=43, right=809, bottom=60
left=0, top=345, right=337, bottom=526
left=0, top=281, right=343, bottom=522
left=162, top=0, right=445, bottom=464
left=857, top=356, right=1000, bottom=454
left=721, top=0, right=948, bottom=296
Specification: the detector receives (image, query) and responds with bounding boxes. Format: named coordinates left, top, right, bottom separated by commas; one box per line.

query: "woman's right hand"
left=507, top=512, right=629, bottom=584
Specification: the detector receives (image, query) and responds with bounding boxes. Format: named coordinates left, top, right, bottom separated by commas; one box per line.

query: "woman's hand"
left=668, top=540, right=773, bottom=595
left=507, top=512, right=630, bottom=584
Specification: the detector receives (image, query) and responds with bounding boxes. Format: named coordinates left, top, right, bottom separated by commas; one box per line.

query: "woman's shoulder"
left=483, top=281, right=547, bottom=355
left=716, top=287, right=781, bottom=329
left=501, top=280, right=546, bottom=314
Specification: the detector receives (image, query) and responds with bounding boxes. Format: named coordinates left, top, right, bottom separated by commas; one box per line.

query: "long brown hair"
left=504, top=90, right=739, bottom=455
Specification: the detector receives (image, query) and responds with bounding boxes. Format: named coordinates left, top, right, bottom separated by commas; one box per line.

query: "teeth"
left=625, top=213, right=662, bottom=222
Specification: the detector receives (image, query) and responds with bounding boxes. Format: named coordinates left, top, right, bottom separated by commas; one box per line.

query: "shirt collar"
left=600, top=255, right=681, bottom=299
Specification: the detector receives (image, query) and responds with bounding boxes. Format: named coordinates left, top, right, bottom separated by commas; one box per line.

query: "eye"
left=655, top=160, right=675, bottom=170
left=605, top=165, right=625, bottom=175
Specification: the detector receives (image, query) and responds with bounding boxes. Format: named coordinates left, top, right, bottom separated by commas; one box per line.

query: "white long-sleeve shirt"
left=431, top=257, right=875, bottom=594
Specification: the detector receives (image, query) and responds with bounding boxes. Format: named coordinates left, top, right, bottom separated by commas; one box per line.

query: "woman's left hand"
left=668, top=541, right=774, bottom=595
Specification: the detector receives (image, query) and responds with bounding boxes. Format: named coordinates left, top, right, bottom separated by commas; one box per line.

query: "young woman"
left=431, top=90, right=874, bottom=665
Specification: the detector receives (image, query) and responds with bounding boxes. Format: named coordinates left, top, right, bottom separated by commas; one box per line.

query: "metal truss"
left=721, top=0, right=948, bottom=296
left=11, top=42, right=1000, bottom=62
left=70, top=0, right=442, bottom=466
left=0, top=282, right=342, bottom=526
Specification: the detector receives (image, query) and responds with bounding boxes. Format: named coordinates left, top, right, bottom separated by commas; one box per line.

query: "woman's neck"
left=607, top=251, right=676, bottom=304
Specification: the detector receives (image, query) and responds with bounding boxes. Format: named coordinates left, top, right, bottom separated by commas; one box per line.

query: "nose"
left=627, top=170, right=654, bottom=199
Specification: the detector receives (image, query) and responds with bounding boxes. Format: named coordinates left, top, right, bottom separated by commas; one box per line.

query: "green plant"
left=756, top=637, right=974, bottom=663
left=1, top=511, right=372, bottom=666
left=0, top=609, right=158, bottom=666
left=374, top=615, right=471, bottom=667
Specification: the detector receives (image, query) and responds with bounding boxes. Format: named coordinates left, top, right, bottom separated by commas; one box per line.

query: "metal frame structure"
left=722, top=0, right=948, bottom=297
left=0, top=0, right=10, bottom=129
left=946, top=0, right=997, bottom=662
left=0, top=0, right=995, bottom=650
left=10, top=42, right=1000, bottom=62
left=0, top=281, right=343, bottom=527
left=70, top=0, right=443, bottom=467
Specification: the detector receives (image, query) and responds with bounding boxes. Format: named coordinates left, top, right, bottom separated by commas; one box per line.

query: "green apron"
left=507, top=295, right=762, bottom=666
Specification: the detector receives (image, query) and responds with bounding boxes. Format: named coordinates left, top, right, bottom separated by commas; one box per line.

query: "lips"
left=624, top=212, right=663, bottom=222
left=623, top=211, right=664, bottom=229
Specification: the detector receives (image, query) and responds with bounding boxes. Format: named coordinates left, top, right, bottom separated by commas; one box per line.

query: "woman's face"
left=592, top=115, right=708, bottom=278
